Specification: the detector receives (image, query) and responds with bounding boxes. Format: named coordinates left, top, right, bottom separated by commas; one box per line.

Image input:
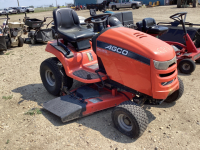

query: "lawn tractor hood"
left=97, top=27, right=176, bottom=62
left=95, top=27, right=178, bottom=98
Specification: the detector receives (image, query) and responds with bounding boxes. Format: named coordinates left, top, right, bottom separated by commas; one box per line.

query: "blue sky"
left=0, top=0, right=74, bottom=9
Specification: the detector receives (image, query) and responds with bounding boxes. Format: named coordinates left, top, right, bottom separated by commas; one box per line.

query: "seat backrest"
left=53, top=8, right=80, bottom=31
left=122, top=11, right=134, bottom=27
left=90, top=9, right=96, bottom=16
left=142, top=18, right=156, bottom=31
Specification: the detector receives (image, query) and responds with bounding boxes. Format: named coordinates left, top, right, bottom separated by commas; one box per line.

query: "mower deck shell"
left=43, top=85, right=134, bottom=122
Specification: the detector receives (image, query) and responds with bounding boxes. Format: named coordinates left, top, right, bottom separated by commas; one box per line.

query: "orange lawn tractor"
left=40, top=8, right=184, bottom=139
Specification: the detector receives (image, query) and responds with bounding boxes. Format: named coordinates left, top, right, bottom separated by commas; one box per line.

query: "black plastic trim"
left=97, top=41, right=150, bottom=65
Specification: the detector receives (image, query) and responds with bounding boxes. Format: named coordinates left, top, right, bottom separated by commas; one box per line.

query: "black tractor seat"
left=142, top=18, right=168, bottom=35
left=58, top=26, right=93, bottom=42
left=53, top=8, right=95, bottom=50
left=136, top=18, right=168, bottom=36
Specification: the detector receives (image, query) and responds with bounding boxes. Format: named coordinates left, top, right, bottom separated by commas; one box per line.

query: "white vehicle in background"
left=109, top=0, right=142, bottom=10
left=3, top=8, right=9, bottom=14
left=8, top=8, right=17, bottom=14
left=0, top=9, right=7, bottom=16
left=17, top=7, right=26, bottom=13
left=24, top=7, right=34, bottom=13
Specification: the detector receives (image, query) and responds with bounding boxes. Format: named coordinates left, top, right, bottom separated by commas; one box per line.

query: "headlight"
left=153, top=56, right=176, bottom=70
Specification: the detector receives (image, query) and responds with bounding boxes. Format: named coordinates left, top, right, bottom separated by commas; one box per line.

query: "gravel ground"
left=0, top=5, right=200, bottom=150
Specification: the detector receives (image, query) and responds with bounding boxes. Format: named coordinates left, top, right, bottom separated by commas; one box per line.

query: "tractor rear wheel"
left=164, top=77, right=184, bottom=103
left=112, top=101, right=148, bottom=138
left=40, top=57, right=73, bottom=96
left=178, top=59, right=196, bottom=74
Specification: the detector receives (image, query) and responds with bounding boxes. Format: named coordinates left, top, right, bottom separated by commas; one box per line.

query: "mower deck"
left=43, top=85, right=132, bottom=122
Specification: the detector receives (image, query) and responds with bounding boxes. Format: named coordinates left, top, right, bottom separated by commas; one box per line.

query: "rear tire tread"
left=40, top=57, right=73, bottom=96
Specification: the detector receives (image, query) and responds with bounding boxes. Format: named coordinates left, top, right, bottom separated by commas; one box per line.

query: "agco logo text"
left=105, top=45, right=129, bottom=56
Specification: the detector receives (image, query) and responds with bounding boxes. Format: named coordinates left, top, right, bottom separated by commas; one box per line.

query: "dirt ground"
left=0, top=5, right=200, bottom=150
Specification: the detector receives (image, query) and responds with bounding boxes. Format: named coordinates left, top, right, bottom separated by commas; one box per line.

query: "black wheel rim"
left=182, top=63, right=190, bottom=71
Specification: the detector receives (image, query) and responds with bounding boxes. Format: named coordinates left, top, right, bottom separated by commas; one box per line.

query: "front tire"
left=132, top=5, right=136, bottom=9
left=6, top=40, right=11, bottom=49
left=40, top=57, right=73, bottom=96
left=165, top=77, right=184, bottom=103
left=18, top=36, right=24, bottom=47
left=112, top=101, right=148, bottom=138
left=178, top=59, right=196, bottom=74
left=30, top=37, right=36, bottom=44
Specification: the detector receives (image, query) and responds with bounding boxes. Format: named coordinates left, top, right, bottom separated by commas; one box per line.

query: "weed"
left=2, top=95, right=13, bottom=100
left=24, top=108, right=42, bottom=116
left=5, top=52, right=10, bottom=55
left=6, top=139, right=9, bottom=144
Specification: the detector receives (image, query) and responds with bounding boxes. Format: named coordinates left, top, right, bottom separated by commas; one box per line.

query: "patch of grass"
left=24, top=108, right=42, bottom=116
left=6, top=139, right=9, bottom=144
left=34, top=6, right=66, bottom=13
left=2, top=95, right=13, bottom=100
left=5, top=52, right=11, bottom=55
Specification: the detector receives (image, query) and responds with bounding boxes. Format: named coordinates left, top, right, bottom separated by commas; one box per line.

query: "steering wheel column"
left=85, top=13, right=111, bottom=33
left=170, top=12, right=188, bottom=35
left=93, top=20, right=104, bottom=33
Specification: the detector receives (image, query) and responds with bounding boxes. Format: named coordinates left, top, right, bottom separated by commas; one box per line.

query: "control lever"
left=57, top=62, right=69, bottom=95
left=55, top=33, right=70, bottom=55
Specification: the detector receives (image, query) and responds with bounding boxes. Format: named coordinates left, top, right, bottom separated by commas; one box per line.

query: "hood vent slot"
left=133, top=32, right=147, bottom=39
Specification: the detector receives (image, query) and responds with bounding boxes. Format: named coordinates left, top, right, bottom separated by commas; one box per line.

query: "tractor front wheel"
left=18, top=36, right=24, bottom=47
left=40, top=57, right=73, bottom=96
left=112, top=101, right=148, bottom=138
left=164, top=77, right=184, bottom=103
left=178, top=59, right=196, bottom=74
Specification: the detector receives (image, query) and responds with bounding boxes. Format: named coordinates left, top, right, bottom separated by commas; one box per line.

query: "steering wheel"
left=85, top=13, right=112, bottom=24
left=169, top=12, right=187, bottom=22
